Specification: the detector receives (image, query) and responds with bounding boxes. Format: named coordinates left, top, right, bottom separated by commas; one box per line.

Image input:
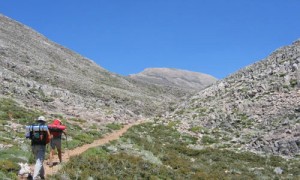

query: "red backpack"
left=48, top=119, right=66, bottom=137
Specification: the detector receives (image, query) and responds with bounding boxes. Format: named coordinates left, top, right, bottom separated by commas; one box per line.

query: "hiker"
left=29, top=116, right=51, bottom=180
left=48, top=119, right=66, bottom=166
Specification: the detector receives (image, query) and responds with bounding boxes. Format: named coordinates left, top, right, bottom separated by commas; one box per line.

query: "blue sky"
left=1, top=1, right=300, bottom=79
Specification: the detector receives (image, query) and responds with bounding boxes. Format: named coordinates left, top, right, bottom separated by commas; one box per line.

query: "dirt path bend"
left=43, top=121, right=142, bottom=177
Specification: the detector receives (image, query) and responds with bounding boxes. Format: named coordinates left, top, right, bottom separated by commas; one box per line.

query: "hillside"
left=1, top=13, right=300, bottom=179
left=129, top=68, right=217, bottom=93
left=163, top=39, right=300, bottom=157
left=0, top=14, right=215, bottom=124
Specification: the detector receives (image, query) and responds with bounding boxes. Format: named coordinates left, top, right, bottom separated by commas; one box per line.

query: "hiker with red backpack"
left=26, top=116, right=51, bottom=180
left=48, top=119, right=66, bottom=166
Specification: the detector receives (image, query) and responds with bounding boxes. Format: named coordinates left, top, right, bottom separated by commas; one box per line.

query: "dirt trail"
left=40, top=121, right=142, bottom=177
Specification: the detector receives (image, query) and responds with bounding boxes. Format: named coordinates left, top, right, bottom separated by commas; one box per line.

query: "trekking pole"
left=64, top=132, right=69, bottom=150
left=63, top=132, right=70, bottom=161
left=64, top=118, right=70, bottom=161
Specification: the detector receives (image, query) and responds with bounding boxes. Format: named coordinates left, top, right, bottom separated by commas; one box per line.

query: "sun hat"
left=37, top=116, right=46, bottom=122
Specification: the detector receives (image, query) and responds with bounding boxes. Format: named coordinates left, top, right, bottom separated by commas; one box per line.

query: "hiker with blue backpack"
left=26, top=116, right=51, bottom=180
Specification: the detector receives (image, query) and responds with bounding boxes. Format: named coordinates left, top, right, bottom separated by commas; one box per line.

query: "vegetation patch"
left=0, top=98, right=43, bottom=124
left=201, top=135, right=219, bottom=145
left=106, top=122, right=123, bottom=130
left=51, top=122, right=300, bottom=179
left=68, top=117, right=86, bottom=124
left=290, top=79, right=298, bottom=87
left=167, top=120, right=180, bottom=128
left=189, top=125, right=208, bottom=134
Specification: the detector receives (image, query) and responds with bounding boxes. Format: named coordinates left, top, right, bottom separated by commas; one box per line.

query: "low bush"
left=0, top=159, right=19, bottom=172
left=201, top=135, right=219, bottom=144
left=74, top=133, right=94, bottom=144
left=106, top=122, right=123, bottom=130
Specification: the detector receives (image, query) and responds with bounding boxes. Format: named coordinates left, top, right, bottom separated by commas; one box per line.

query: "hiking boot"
left=47, top=161, right=53, bottom=167
left=33, top=176, right=44, bottom=180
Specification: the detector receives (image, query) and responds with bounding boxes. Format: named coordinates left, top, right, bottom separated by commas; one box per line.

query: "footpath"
left=37, top=121, right=142, bottom=177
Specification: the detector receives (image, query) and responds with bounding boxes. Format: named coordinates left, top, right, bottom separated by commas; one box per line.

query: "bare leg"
left=58, top=148, right=62, bottom=163
left=49, top=148, right=54, bottom=165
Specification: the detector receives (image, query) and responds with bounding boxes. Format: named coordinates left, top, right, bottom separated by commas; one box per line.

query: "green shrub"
left=86, top=130, right=103, bottom=139
left=81, top=147, right=109, bottom=159
left=201, top=135, right=219, bottom=145
left=167, top=120, right=180, bottom=128
left=181, top=134, right=198, bottom=144
left=63, top=122, right=82, bottom=137
left=51, top=114, right=64, bottom=119
left=66, top=139, right=83, bottom=149
left=106, top=123, right=123, bottom=130
left=290, top=79, right=298, bottom=87
left=0, top=160, right=19, bottom=173
left=0, top=170, right=18, bottom=180
left=69, top=118, right=86, bottom=123
left=74, top=133, right=93, bottom=144
left=175, top=109, right=185, bottom=115
left=189, top=125, right=209, bottom=134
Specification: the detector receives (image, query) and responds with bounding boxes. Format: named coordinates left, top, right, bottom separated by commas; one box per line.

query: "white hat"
left=37, top=116, right=46, bottom=122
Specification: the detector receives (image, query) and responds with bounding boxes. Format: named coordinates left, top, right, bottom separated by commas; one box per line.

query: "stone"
left=274, top=167, right=283, bottom=175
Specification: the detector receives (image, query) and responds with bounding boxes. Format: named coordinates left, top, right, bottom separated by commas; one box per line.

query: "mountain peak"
left=129, top=68, right=217, bottom=91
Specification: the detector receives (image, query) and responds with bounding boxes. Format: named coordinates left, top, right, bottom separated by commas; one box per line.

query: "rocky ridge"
left=164, top=40, right=300, bottom=157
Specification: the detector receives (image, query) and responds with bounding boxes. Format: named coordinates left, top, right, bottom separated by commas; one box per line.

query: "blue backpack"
left=26, top=124, right=50, bottom=145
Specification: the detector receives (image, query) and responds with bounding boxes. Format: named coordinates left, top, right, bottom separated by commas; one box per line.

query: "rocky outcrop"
left=165, top=39, right=300, bottom=157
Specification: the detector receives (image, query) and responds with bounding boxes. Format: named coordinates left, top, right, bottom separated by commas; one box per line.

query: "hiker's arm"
left=47, top=130, right=52, bottom=140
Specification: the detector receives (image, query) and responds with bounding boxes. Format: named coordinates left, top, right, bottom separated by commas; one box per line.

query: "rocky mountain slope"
left=1, top=11, right=299, bottom=157
left=0, top=14, right=215, bottom=124
left=129, top=68, right=217, bottom=93
left=163, top=40, right=300, bottom=157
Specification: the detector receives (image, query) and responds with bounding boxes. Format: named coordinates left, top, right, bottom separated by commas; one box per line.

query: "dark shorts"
left=50, top=137, right=61, bottom=149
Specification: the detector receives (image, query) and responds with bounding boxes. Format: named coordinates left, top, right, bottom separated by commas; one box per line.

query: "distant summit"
left=129, top=68, right=217, bottom=92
